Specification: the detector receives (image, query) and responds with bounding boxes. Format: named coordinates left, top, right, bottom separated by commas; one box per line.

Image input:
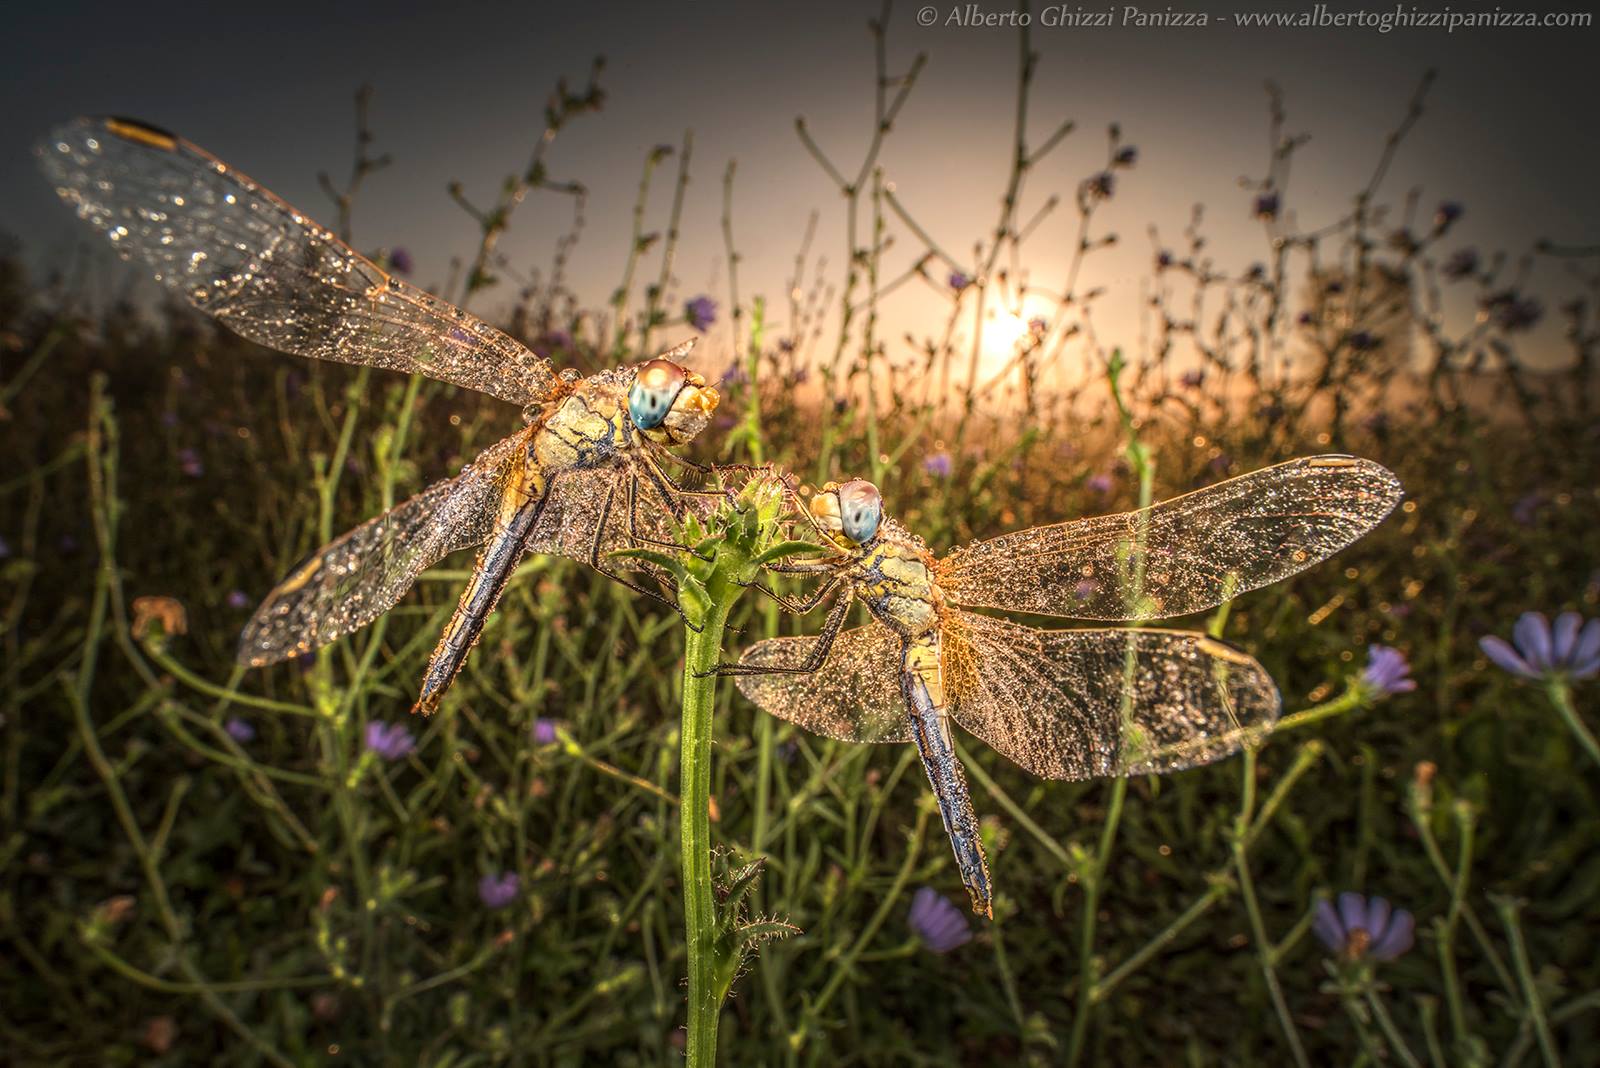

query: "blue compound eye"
left=629, top=359, right=687, bottom=430
left=836, top=479, right=883, bottom=543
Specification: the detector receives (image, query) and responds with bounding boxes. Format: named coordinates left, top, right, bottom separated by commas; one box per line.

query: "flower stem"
left=1546, top=678, right=1600, bottom=772
left=680, top=567, right=734, bottom=1068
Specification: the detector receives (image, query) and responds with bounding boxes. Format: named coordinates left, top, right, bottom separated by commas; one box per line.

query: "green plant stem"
left=1493, top=896, right=1561, bottom=1068
left=1276, top=685, right=1367, bottom=734
left=1546, top=679, right=1600, bottom=772
left=681, top=567, right=735, bottom=1068
left=1065, top=776, right=1127, bottom=1067
left=1234, top=749, right=1312, bottom=1068
left=1367, top=987, right=1425, bottom=1068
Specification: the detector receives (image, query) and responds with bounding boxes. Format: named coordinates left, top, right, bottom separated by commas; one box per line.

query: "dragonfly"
left=40, top=116, right=722, bottom=714
left=727, top=456, right=1404, bottom=916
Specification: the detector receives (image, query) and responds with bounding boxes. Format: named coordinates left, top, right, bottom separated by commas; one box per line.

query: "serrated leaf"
left=754, top=540, right=830, bottom=565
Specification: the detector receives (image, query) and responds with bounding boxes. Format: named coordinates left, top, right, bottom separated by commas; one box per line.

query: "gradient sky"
left=4, top=0, right=1595, bottom=375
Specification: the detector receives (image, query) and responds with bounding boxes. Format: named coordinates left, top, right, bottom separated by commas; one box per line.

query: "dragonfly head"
left=810, top=479, right=882, bottom=547
left=629, top=358, right=719, bottom=445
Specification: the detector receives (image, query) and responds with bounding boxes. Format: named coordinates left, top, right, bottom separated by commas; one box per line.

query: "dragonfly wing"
left=522, top=465, right=718, bottom=567
left=938, top=456, right=1402, bottom=620
left=943, top=611, right=1280, bottom=781
left=39, top=117, right=556, bottom=406
left=238, top=433, right=524, bottom=666
left=735, top=621, right=910, bottom=744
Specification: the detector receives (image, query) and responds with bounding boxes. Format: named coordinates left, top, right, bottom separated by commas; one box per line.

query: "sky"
left=3, top=0, right=1596, bottom=376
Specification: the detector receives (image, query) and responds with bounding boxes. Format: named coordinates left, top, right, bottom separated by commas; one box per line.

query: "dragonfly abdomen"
left=414, top=463, right=552, bottom=716
left=901, top=634, right=993, bottom=918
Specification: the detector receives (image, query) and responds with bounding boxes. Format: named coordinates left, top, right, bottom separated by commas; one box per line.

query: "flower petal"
left=1515, top=612, right=1554, bottom=670
left=1573, top=620, right=1600, bottom=669
left=1480, top=636, right=1537, bottom=679
left=1313, top=899, right=1345, bottom=953
left=1570, top=652, right=1600, bottom=681
left=1552, top=612, right=1583, bottom=663
left=1370, top=909, right=1415, bottom=960
left=1338, top=891, right=1368, bottom=936
left=1366, top=897, right=1392, bottom=944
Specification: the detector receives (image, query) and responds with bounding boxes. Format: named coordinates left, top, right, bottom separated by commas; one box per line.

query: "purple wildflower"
left=1179, top=369, right=1205, bottom=390
left=1362, top=645, right=1417, bottom=696
left=1480, top=612, right=1600, bottom=681
left=388, top=248, right=414, bottom=275
left=908, top=887, right=972, bottom=953
left=685, top=296, right=717, bottom=332
left=532, top=330, right=573, bottom=357
left=1297, top=310, right=1315, bottom=326
left=948, top=271, right=971, bottom=292
left=923, top=452, right=952, bottom=478
left=1442, top=248, right=1479, bottom=280
left=1349, top=330, right=1381, bottom=352
left=1086, top=472, right=1114, bottom=495
left=224, top=717, right=255, bottom=743
left=478, top=872, right=520, bottom=910
left=1085, top=171, right=1115, bottom=200
left=364, top=721, right=415, bottom=761
left=532, top=718, right=559, bottom=745
left=1114, top=145, right=1138, bottom=166
left=1253, top=192, right=1280, bottom=220
left=226, top=589, right=250, bottom=610
left=1028, top=317, right=1047, bottom=335
left=719, top=363, right=749, bottom=388
left=1156, top=250, right=1174, bottom=269
left=1483, top=291, right=1542, bottom=333
left=178, top=448, right=204, bottom=478
left=1314, top=892, right=1415, bottom=962
left=1433, top=201, right=1463, bottom=231
left=1511, top=492, right=1545, bottom=527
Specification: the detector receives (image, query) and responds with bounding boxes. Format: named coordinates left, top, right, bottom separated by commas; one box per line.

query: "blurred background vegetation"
left=3, top=6, right=1599, bottom=1065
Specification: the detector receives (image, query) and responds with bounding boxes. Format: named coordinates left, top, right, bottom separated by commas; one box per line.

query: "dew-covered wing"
left=943, top=612, right=1280, bottom=780
left=735, top=621, right=909, bottom=743
left=523, top=461, right=723, bottom=569
left=238, top=433, right=524, bottom=666
left=938, top=456, right=1402, bottom=621
left=39, top=116, right=556, bottom=406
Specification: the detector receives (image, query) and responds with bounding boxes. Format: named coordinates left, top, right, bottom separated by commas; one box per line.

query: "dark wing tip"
left=101, top=116, right=180, bottom=150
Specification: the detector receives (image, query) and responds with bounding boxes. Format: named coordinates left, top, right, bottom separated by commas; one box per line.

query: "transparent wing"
left=734, top=621, right=909, bottom=743
left=238, top=433, right=524, bottom=666
left=938, top=455, right=1402, bottom=620
left=525, top=464, right=721, bottom=567
left=39, top=117, right=556, bottom=405
left=944, top=611, right=1280, bottom=781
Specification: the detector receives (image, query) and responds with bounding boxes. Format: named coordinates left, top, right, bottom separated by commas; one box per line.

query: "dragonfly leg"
left=591, top=478, right=703, bottom=634
left=735, top=575, right=838, bottom=615
left=623, top=469, right=717, bottom=565
left=763, top=559, right=840, bottom=576
left=698, top=590, right=851, bottom=678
